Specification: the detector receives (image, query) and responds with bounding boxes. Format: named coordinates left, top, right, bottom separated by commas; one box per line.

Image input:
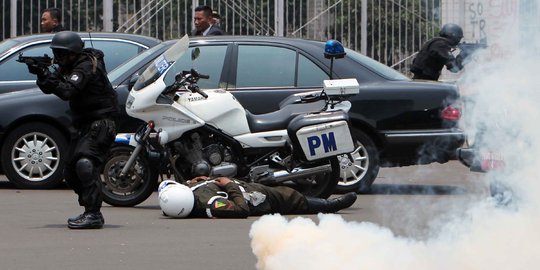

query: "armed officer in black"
left=30, top=31, right=118, bottom=229
left=410, top=23, right=464, bottom=81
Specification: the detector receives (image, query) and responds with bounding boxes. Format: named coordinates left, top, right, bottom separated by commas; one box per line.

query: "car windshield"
left=345, top=48, right=409, bottom=81
left=108, top=42, right=172, bottom=83
left=133, top=35, right=189, bottom=91
left=0, top=39, right=21, bottom=59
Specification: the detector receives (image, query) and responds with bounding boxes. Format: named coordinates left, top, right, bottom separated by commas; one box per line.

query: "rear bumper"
left=380, top=129, right=465, bottom=164
left=383, top=129, right=465, bottom=145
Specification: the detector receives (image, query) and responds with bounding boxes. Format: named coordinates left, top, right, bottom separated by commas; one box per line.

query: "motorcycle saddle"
left=245, top=100, right=326, bottom=133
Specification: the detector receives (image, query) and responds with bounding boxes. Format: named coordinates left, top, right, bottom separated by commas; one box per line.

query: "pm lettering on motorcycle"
left=307, top=132, right=338, bottom=156
left=297, top=121, right=355, bottom=161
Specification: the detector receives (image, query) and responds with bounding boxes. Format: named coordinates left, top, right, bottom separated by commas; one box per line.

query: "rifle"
left=16, top=53, right=54, bottom=68
left=16, top=53, right=56, bottom=75
left=457, top=41, right=488, bottom=64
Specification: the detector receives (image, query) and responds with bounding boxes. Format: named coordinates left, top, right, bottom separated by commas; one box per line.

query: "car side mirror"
left=191, top=48, right=200, bottom=61
left=128, top=73, right=140, bottom=90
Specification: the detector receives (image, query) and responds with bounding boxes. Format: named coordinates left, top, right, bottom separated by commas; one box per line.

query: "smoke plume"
left=250, top=7, right=540, bottom=270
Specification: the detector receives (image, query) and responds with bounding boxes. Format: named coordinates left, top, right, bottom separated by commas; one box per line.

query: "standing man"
left=191, top=5, right=225, bottom=36
left=158, top=176, right=357, bottom=218
left=41, top=8, right=66, bottom=33
left=27, top=31, right=118, bottom=229
left=410, top=23, right=464, bottom=81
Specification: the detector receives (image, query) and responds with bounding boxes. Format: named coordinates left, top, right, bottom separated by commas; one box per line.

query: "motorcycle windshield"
left=133, top=34, right=189, bottom=91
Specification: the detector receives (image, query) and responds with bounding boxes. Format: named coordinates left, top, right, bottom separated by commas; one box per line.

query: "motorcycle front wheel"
left=287, top=157, right=340, bottom=199
left=101, top=145, right=159, bottom=207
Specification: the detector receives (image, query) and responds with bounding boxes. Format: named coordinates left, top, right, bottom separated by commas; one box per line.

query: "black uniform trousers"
left=64, top=118, right=116, bottom=212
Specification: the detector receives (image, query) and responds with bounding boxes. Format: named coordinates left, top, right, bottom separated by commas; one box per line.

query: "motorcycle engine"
left=174, top=132, right=229, bottom=177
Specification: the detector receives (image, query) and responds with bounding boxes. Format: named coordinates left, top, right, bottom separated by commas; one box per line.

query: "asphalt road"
left=0, top=161, right=487, bottom=270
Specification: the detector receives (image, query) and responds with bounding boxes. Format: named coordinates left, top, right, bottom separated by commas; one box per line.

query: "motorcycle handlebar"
left=191, top=85, right=208, bottom=98
left=168, top=70, right=210, bottom=98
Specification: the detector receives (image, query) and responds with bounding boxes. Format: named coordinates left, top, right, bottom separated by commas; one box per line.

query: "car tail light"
left=441, top=105, right=461, bottom=120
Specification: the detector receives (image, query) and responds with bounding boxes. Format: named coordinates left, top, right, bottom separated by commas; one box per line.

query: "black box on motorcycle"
left=287, top=110, right=355, bottom=162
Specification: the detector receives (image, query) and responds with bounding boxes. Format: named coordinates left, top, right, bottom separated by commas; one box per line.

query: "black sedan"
left=0, top=32, right=161, bottom=93
left=0, top=36, right=464, bottom=193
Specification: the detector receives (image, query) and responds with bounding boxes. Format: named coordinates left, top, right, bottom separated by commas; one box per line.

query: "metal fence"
left=1, top=0, right=443, bottom=74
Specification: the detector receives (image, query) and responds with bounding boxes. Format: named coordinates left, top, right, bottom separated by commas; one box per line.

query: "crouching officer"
left=410, top=23, right=464, bottom=81
left=29, top=31, right=118, bottom=229
left=158, top=176, right=357, bottom=218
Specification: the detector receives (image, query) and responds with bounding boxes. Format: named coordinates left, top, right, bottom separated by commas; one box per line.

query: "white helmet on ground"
left=158, top=180, right=179, bottom=193
left=158, top=183, right=195, bottom=218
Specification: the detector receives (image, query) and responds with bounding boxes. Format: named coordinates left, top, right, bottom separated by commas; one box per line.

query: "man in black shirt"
left=410, top=23, right=464, bottom=81
left=30, top=31, right=117, bottom=229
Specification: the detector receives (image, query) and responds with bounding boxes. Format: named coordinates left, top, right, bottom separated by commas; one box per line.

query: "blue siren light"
left=324, top=40, right=346, bottom=59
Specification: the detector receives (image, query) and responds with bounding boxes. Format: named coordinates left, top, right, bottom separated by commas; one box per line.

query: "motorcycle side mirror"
left=324, top=40, right=346, bottom=79
left=191, top=48, right=200, bottom=61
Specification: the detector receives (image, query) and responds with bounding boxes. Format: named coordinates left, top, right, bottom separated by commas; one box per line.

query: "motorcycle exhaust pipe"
left=257, top=164, right=332, bottom=185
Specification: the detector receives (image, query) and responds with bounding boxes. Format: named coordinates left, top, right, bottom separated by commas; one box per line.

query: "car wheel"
left=334, top=128, right=379, bottom=194
left=0, top=123, right=68, bottom=189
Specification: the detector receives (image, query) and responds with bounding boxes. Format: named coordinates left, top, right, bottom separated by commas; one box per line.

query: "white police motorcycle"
left=101, top=35, right=359, bottom=206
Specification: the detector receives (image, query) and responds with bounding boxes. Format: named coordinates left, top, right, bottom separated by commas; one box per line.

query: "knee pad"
left=76, top=157, right=97, bottom=183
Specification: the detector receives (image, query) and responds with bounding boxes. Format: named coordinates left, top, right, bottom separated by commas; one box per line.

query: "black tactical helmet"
left=439, top=23, right=464, bottom=46
left=50, top=31, right=84, bottom=53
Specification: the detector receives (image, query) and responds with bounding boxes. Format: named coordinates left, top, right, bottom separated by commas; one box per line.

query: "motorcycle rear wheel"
left=286, top=157, right=340, bottom=199
left=101, top=146, right=158, bottom=207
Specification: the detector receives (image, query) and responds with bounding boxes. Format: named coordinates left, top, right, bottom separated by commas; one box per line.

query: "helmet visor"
left=52, top=48, right=70, bottom=59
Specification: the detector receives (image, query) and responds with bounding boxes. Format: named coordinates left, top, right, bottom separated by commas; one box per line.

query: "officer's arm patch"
left=69, top=72, right=83, bottom=85
left=214, top=199, right=232, bottom=209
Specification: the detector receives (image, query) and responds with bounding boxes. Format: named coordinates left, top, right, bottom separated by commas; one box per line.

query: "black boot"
left=68, top=211, right=104, bottom=224
left=67, top=212, right=104, bottom=229
left=306, top=192, right=357, bottom=214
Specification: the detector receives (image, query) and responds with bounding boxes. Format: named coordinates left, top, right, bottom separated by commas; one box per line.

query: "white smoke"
left=250, top=6, right=540, bottom=270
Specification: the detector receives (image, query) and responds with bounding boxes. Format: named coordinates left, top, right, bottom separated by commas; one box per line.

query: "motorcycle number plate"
left=296, top=121, right=355, bottom=161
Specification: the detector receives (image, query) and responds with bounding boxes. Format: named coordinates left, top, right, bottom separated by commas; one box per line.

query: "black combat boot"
left=306, top=192, right=357, bottom=214
left=67, top=212, right=104, bottom=229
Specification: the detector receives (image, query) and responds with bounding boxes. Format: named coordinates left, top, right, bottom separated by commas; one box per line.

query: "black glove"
left=456, top=54, right=464, bottom=67
left=457, top=50, right=473, bottom=66
left=27, top=64, right=46, bottom=76
left=36, top=73, right=59, bottom=94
